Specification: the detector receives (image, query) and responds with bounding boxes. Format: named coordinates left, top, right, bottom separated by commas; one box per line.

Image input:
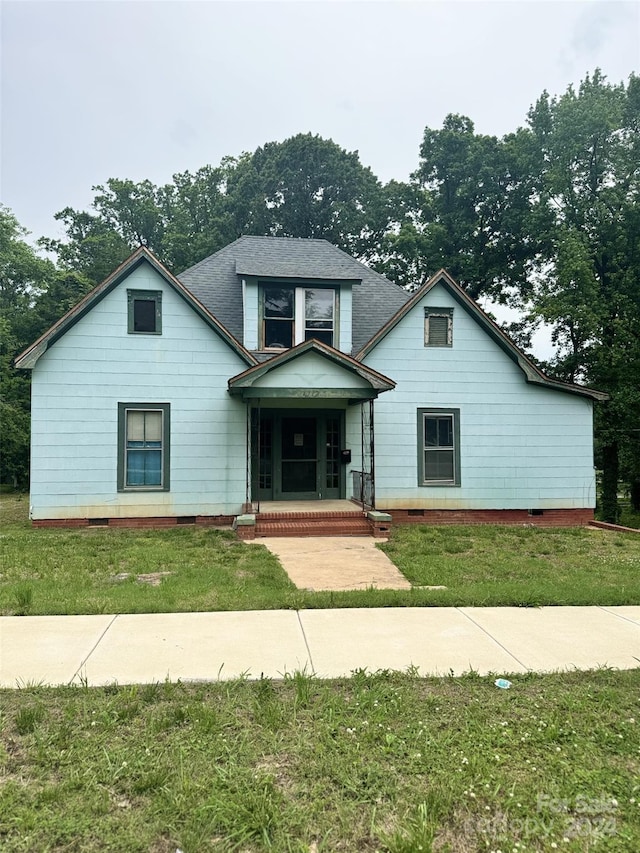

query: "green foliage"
left=378, top=72, right=640, bottom=519
left=43, top=134, right=389, bottom=286
left=247, top=132, right=388, bottom=258
left=376, top=116, right=537, bottom=300
left=40, top=206, right=131, bottom=285
left=521, top=71, right=640, bottom=520
left=0, top=208, right=59, bottom=486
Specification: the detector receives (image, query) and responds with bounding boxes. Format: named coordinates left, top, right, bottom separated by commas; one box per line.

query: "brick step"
left=256, top=511, right=366, bottom=522
left=255, top=518, right=371, bottom=537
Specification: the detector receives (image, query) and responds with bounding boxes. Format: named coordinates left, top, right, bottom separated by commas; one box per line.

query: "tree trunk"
left=600, top=440, right=619, bottom=523
left=630, top=478, right=640, bottom=512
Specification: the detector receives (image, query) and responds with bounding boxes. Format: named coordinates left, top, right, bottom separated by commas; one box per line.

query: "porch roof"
left=227, top=339, right=395, bottom=401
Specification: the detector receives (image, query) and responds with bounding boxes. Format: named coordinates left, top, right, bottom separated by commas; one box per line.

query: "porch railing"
left=351, top=470, right=373, bottom=508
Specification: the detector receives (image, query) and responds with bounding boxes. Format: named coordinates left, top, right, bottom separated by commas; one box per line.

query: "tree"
left=518, top=71, right=640, bottom=521
left=244, top=133, right=388, bottom=258
left=0, top=209, right=58, bottom=485
left=375, top=115, right=538, bottom=300
left=44, top=135, right=390, bottom=283
left=41, top=207, right=131, bottom=287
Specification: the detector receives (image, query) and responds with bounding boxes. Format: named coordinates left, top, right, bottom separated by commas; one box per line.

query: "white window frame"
left=261, top=285, right=337, bottom=349
left=294, top=287, right=335, bottom=346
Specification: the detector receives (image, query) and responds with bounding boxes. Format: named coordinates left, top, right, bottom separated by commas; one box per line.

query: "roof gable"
left=228, top=338, right=395, bottom=400
left=357, top=269, right=608, bottom=402
left=15, top=248, right=256, bottom=370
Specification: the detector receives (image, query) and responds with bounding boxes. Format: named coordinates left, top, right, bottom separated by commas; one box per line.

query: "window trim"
left=127, top=289, right=162, bottom=335
left=424, top=307, right=453, bottom=347
left=417, top=407, right=461, bottom=487
left=117, top=403, right=170, bottom=492
left=259, top=283, right=338, bottom=350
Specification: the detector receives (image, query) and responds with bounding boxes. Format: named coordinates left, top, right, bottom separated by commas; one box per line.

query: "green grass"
left=0, top=669, right=638, bottom=851
left=619, top=503, right=640, bottom=530
left=379, top=523, right=640, bottom=607
left=2, top=494, right=640, bottom=615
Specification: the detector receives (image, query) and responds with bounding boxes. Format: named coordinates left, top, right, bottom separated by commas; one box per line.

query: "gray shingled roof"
left=177, top=236, right=410, bottom=355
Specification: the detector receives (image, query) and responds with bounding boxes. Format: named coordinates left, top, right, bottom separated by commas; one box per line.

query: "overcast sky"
left=1, top=0, right=638, bottom=246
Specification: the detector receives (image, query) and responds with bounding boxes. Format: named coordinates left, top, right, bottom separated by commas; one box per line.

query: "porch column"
left=245, top=400, right=261, bottom=513
left=360, top=399, right=375, bottom=509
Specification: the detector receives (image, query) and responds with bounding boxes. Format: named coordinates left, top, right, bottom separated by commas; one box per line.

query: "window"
left=264, top=287, right=294, bottom=348
left=262, top=285, right=336, bottom=349
left=128, top=290, right=162, bottom=334
left=417, top=408, right=460, bottom=486
left=303, top=288, right=334, bottom=346
left=118, top=403, right=170, bottom=491
left=424, top=307, right=453, bottom=347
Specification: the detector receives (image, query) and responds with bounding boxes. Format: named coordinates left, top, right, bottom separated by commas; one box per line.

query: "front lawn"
left=379, top=523, right=640, bottom=607
left=2, top=494, right=640, bottom=615
left=1, top=669, right=638, bottom=852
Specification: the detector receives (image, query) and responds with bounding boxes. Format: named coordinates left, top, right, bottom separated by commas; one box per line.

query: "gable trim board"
left=17, top=239, right=606, bottom=528
left=228, top=339, right=396, bottom=401
left=357, top=269, right=608, bottom=402
left=15, top=247, right=256, bottom=370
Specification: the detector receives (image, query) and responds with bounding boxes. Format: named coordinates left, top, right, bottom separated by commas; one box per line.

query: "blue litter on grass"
left=494, top=678, right=512, bottom=689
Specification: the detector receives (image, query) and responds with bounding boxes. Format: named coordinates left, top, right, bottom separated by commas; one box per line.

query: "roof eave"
left=358, top=269, right=608, bottom=403
left=14, top=247, right=256, bottom=369
left=228, top=339, right=396, bottom=394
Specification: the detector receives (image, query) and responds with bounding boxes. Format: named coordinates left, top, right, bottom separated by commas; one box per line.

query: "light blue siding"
left=30, top=264, right=249, bottom=519
left=363, top=284, right=596, bottom=510
left=252, top=352, right=369, bottom=390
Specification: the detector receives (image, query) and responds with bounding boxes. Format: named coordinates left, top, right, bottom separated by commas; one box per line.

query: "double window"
left=262, top=285, right=336, bottom=349
left=118, top=403, right=170, bottom=491
left=128, top=290, right=162, bottom=334
left=424, top=307, right=453, bottom=347
left=418, top=408, right=460, bottom=486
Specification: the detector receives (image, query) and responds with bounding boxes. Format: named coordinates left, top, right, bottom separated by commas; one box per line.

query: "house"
left=15, top=236, right=607, bottom=534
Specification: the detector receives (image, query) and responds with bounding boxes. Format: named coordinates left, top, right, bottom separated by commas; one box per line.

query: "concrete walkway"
left=1, top=606, right=638, bottom=688
left=254, top=536, right=411, bottom=591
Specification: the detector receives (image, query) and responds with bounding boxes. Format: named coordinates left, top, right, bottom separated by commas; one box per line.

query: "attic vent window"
left=128, top=290, right=162, bottom=335
left=424, top=308, right=453, bottom=347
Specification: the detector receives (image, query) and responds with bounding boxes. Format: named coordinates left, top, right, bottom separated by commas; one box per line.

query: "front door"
left=253, top=410, right=343, bottom=501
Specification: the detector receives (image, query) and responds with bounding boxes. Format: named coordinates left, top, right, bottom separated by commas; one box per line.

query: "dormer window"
left=424, top=307, right=453, bottom=347
left=262, top=285, right=336, bottom=349
left=264, top=287, right=295, bottom=348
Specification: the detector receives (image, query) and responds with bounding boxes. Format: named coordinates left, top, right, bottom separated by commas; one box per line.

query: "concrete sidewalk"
left=1, top=606, right=639, bottom=687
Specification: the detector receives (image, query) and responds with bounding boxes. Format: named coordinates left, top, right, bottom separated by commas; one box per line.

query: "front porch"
left=234, top=499, right=393, bottom=539
left=227, top=339, right=396, bottom=518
